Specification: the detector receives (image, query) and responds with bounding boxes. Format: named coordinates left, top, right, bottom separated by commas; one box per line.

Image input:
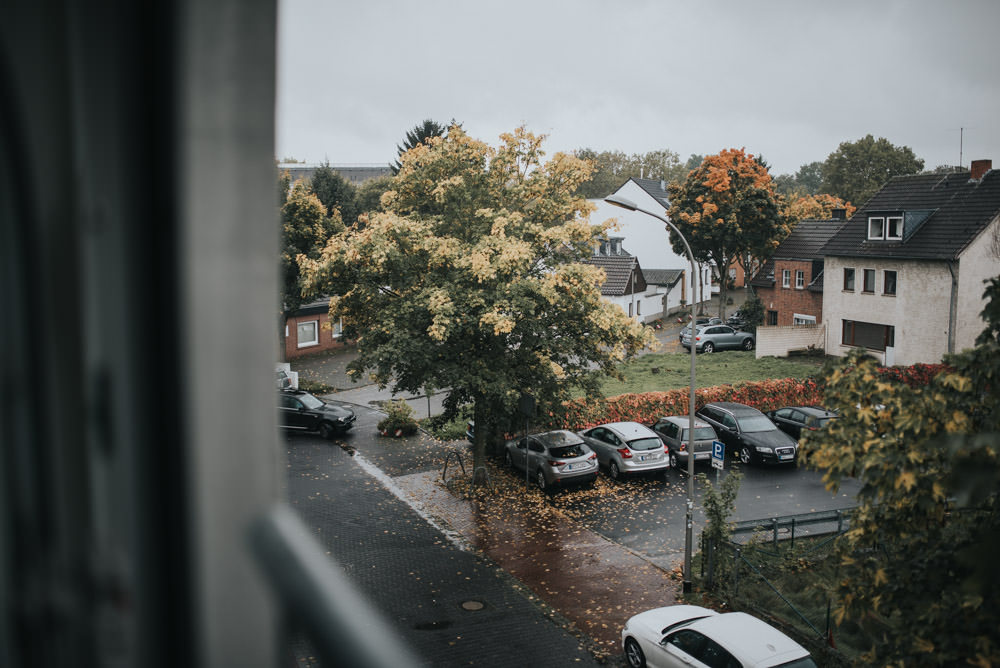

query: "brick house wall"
left=284, top=308, right=347, bottom=360
left=756, top=259, right=823, bottom=326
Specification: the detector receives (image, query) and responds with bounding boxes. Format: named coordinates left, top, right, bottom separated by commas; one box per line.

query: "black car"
left=765, top=406, right=837, bottom=440
left=278, top=389, right=356, bottom=438
left=695, top=402, right=797, bottom=465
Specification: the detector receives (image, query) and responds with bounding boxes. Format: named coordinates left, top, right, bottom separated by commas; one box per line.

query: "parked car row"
left=498, top=400, right=840, bottom=491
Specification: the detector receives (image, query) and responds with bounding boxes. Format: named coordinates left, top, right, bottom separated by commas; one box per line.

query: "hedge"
left=546, top=363, right=949, bottom=431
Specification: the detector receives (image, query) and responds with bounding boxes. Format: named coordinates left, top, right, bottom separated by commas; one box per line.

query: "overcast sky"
left=276, top=0, right=1000, bottom=177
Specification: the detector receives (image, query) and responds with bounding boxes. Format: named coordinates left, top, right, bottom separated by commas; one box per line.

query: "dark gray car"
left=278, top=389, right=356, bottom=438
left=650, top=416, right=719, bottom=469
left=681, top=324, right=755, bottom=353
left=695, top=402, right=797, bottom=465
left=504, top=430, right=599, bottom=491
left=765, top=406, right=838, bottom=440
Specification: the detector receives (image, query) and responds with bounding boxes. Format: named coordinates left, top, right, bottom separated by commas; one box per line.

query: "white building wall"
left=955, top=216, right=1000, bottom=353
left=604, top=286, right=667, bottom=324
left=588, top=182, right=712, bottom=307
left=755, top=324, right=826, bottom=358
left=824, top=256, right=956, bottom=365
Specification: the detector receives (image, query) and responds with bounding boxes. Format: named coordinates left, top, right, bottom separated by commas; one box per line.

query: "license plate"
left=779, top=454, right=792, bottom=461
left=695, top=453, right=710, bottom=460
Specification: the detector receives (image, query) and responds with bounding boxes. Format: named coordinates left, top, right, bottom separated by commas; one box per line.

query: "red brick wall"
left=284, top=312, right=348, bottom=359
left=756, top=260, right=823, bottom=326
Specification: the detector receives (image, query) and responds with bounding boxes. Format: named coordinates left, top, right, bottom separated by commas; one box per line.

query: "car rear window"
left=627, top=437, right=662, bottom=451
left=683, top=426, right=717, bottom=441
left=549, top=444, right=586, bottom=458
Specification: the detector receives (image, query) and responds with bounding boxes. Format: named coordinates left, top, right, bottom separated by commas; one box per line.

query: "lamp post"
left=605, top=193, right=698, bottom=594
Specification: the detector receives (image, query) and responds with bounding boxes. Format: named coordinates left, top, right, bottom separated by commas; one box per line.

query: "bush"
left=377, top=399, right=419, bottom=437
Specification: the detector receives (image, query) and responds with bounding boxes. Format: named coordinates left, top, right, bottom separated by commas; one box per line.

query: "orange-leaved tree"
left=667, top=148, right=790, bottom=314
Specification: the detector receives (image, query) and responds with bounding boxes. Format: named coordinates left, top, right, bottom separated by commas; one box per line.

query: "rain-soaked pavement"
left=392, top=465, right=680, bottom=655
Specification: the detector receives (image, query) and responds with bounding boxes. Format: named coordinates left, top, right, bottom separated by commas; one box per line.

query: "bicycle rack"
left=441, top=451, right=466, bottom=483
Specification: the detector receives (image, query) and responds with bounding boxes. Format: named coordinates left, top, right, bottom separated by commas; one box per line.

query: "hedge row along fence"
left=546, top=363, right=948, bottom=432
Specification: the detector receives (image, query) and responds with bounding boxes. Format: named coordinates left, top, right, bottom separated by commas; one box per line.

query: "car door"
left=770, top=408, right=798, bottom=438
left=652, top=420, right=679, bottom=452
left=527, top=438, right=546, bottom=473
left=510, top=437, right=529, bottom=470
left=713, top=325, right=739, bottom=350
left=279, top=394, right=309, bottom=430
left=655, top=629, right=709, bottom=668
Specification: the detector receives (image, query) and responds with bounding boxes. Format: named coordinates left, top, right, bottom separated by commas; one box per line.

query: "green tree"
left=300, top=127, right=654, bottom=470
left=310, top=162, right=358, bottom=225
left=354, top=174, right=392, bottom=213
left=572, top=148, right=687, bottom=199
left=821, top=135, right=924, bottom=205
left=392, top=118, right=458, bottom=174
left=774, top=161, right=824, bottom=197
left=279, top=181, right=343, bottom=359
left=667, top=148, right=790, bottom=318
left=800, top=277, right=1000, bottom=665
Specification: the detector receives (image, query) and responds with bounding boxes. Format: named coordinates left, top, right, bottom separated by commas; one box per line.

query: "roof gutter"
left=947, top=260, right=958, bottom=355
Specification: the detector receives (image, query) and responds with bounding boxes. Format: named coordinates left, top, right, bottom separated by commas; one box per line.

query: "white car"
left=622, top=605, right=816, bottom=668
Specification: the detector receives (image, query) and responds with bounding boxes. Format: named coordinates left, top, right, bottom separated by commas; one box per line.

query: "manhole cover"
left=460, top=600, right=485, bottom=612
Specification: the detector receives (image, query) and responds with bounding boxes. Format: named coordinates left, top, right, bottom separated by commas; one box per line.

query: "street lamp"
left=605, top=193, right=698, bottom=594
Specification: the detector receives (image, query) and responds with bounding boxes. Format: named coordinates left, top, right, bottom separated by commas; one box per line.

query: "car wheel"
left=318, top=422, right=334, bottom=440
left=702, top=341, right=714, bottom=353
left=742, top=337, right=754, bottom=351
left=535, top=469, right=548, bottom=491
left=504, top=451, right=513, bottom=469
left=609, top=461, right=621, bottom=480
left=739, top=446, right=754, bottom=465
left=624, top=637, right=646, bottom=668
left=668, top=451, right=678, bottom=469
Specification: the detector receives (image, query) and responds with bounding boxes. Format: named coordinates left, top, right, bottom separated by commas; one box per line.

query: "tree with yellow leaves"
left=667, top=148, right=790, bottom=317
left=299, top=126, right=653, bottom=470
left=800, top=277, right=1000, bottom=665
left=781, top=192, right=856, bottom=224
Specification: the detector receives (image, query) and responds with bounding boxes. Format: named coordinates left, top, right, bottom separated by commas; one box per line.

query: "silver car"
left=578, top=422, right=669, bottom=480
left=650, top=416, right=718, bottom=469
left=680, top=324, right=755, bottom=353
left=504, top=430, right=598, bottom=491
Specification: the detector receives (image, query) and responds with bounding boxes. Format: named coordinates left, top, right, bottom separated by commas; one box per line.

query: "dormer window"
left=886, top=216, right=903, bottom=240
left=868, top=217, right=884, bottom=240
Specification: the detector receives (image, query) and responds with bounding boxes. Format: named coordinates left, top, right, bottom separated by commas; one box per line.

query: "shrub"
left=377, top=399, right=419, bottom=437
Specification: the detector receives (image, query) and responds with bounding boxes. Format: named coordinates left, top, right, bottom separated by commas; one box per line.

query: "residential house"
left=643, top=268, right=686, bottom=317
left=819, top=160, right=1000, bottom=365
left=588, top=178, right=713, bottom=309
left=751, top=215, right=847, bottom=326
left=284, top=297, right=346, bottom=360
left=584, top=237, right=664, bottom=322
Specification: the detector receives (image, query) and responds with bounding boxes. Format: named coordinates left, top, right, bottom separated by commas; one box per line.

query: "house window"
left=795, top=270, right=805, bottom=289
left=782, top=269, right=790, bottom=288
left=842, top=319, right=895, bottom=351
left=331, top=317, right=343, bottom=338
left=628, top=302, right=633, bottom=317
left=636, top=300, right=641, bottom=316
left=863, top=269, right=876, bottom=293
left=844, top=268, right=855, bottom=291
left=883, top=270, right=897, bottom=296
left=793, top=313, right=816, bottom=325
left=868, top=217, right=884, bottom=240
left=886, top=216, right=903, bottom=240
left=297, top=320, right=319, bottom=348
left=767, top=310, right=778, bottom=326
left=728, top=268, right=737, bottom=280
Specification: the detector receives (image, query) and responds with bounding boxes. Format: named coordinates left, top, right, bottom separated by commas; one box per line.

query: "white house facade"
left=820, top=161, right=1000, bottom=365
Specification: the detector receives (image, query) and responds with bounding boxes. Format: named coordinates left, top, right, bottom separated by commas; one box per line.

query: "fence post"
left=772, top=518, right=778, bottom=549
left=734, top=547, right=741, bottom=597
left=836, top=509, right=843, bottom=533
left=790, top=517, right=796, bottom=548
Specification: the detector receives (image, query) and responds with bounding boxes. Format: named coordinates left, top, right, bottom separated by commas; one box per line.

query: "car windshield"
left=682, top=426, right=717, bottom=440
left=549, top=444, right=586, bottom=458
left=627, top=437, right=662, bottom=451
left=736, top=415, right=777, bottom=432
left=298, top=393, right=324, bottom=410
left=774, top=657, right=818, bottom=668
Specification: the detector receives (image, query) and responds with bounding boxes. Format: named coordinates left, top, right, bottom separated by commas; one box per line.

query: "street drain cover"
left=460, top=600, right=485, bottom=611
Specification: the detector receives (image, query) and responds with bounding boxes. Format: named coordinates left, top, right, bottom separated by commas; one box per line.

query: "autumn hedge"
left=546, top=363, right=948, bottom=431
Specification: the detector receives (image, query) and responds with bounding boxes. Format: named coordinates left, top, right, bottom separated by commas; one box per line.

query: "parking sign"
left=711, top=440, right=725, bottom=470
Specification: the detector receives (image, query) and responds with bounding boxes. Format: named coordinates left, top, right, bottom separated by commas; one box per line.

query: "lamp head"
left=603, top=194, right=638, bottom=211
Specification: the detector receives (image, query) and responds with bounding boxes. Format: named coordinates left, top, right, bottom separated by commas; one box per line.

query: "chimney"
left=831, top=208, right=847, bottom=221
left=971, top=159, right=992, bottom=180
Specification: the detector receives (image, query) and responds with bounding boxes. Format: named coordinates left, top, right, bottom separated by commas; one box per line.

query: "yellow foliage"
left=895, top=471, right=917, bottom=491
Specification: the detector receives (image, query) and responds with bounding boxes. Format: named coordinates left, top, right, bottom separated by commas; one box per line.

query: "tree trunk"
left=472, top=398, right=488, bottom=472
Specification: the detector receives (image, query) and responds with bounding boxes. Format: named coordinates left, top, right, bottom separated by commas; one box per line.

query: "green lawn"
left=596, top=351, right=826, bottom=397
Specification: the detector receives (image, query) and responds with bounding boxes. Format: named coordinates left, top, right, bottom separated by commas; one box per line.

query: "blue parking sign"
left=711, top=440, right=725, bottom=470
